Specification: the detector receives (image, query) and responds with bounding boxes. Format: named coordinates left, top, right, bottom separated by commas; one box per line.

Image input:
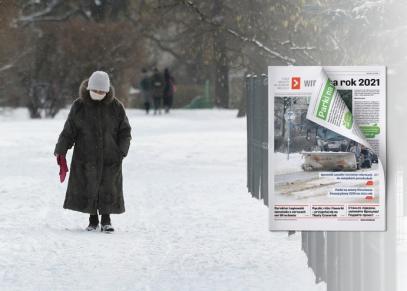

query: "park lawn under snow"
left=0, top=108, right=325, bottom=291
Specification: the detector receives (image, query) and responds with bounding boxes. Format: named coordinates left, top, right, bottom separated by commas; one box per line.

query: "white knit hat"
left=87, top=71, right=110, bottom=92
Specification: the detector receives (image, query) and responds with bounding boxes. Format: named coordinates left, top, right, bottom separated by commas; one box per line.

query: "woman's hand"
left=56, top=154, right=69, bottom=183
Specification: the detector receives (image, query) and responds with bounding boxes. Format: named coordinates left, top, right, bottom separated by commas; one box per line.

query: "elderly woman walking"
left=54, top=71, right=132, bottom=232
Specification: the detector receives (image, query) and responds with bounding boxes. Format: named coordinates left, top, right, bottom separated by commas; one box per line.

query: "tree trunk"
left=214, top=47, right=229, bottom=108
left=212, top=0, right=229, bottom=108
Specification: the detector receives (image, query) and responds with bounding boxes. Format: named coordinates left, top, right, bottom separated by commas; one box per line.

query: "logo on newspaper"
left=291, top=77, right=301, bottom=90
left=316, top=79, right=335, bottom=121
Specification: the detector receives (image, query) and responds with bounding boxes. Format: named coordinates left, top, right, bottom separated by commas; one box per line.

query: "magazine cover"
left=269, top=66, right=386, bottom=231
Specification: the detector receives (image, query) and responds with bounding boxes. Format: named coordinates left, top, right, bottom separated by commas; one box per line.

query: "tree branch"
left=125, top=14, right=193, bottom=65
left=20, top=9, right=81, bottom=26
left=0, top=49, right=33, bottom=74
left=17, top=0, right=63, bottom=23
left=178, top=0, right=296, bottom=64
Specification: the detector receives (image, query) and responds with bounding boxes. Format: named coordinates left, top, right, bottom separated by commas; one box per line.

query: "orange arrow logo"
left=291, top=77, right=301, bottom=89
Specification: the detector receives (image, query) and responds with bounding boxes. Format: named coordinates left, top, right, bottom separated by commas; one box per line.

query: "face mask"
left=89, top=91, right=106, bottom=101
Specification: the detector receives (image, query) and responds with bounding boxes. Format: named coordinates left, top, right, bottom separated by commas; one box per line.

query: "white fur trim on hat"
left=87, top=71, right=110, bottom=92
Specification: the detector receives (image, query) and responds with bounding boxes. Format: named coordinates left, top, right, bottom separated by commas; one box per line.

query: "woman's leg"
left=153, top=96, right=158, bottom=114
left=86, top=213, right=99, bottom=231
left=100, top=214, right=114, bottom=232
left=101, top=214, right=111, bottom=225
left=144, top=101, right=150, bottom=114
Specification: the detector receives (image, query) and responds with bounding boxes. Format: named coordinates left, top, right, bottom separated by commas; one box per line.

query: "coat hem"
left=63, top=204, right=125, bottom=214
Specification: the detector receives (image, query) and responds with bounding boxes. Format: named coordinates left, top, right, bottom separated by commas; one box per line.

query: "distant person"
left=54, top=71, right=132, bottom=232
left=151, top=67, right=164, bottom=115
left=139, top=68, right=152, bottom=114
left=163, top=68, right=175, bottom=113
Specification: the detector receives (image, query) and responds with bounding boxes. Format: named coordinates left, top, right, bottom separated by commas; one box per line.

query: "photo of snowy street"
left=274, top=153, right=380, bottom=204
left=0, top=109, right=324, bottom=291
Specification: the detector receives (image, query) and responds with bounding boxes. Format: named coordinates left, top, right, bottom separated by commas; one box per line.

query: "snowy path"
left=0, top=109, right=324, bottom=291
left=275, top=171, right=319, bottom=186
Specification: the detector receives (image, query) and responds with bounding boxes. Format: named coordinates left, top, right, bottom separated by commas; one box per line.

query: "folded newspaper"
left=268, top=66, right=386, bottom=231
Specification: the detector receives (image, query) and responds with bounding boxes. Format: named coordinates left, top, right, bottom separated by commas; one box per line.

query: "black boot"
left=86, top=214, right=99, bottom=231
left=101, top=214, right=114, bottom=232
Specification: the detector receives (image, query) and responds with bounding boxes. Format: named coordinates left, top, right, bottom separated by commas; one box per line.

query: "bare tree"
left=2, top=0, right=143, bottom=117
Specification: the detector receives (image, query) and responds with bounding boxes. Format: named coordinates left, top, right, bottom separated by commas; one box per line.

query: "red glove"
left=56, top=154, right=69, bottom=183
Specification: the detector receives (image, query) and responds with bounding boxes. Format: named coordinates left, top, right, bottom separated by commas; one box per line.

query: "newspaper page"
left=268, top=66, right=386, bottom=231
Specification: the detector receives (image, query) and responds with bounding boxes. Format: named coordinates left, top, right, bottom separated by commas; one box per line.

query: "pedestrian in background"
left=54, top=71, right=132, bottom=232
left=151, top=67, right=164, bottom=115
left=139, top=68, right=152, bottom=114
left=163, top=68, right=175, bottom=114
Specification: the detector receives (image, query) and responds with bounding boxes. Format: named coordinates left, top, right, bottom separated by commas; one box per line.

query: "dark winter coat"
left=139, top=75, right=152, bottom=103
left=151, top=72, right=164, bottom=98
left=163, top=74, right=175, bottom=108
left=139, top=75, right=151, bottom=92
left=54, top=79, right=132, bottom=214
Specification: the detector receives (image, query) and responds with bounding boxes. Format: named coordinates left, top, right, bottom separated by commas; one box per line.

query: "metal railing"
left=246, top=74, right=268, bottom=205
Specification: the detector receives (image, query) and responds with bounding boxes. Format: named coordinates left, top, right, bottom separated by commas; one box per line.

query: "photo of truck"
left=302, top=127, right=376, bottom=171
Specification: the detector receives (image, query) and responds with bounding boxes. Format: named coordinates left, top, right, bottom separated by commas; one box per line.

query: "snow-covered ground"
left=0, top=108, right=325, bottom=291
left=274, top=152, right=303, bottom=175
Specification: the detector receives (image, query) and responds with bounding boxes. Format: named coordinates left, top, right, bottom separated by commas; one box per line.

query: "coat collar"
left=79, top=79, right=115, bottom=104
